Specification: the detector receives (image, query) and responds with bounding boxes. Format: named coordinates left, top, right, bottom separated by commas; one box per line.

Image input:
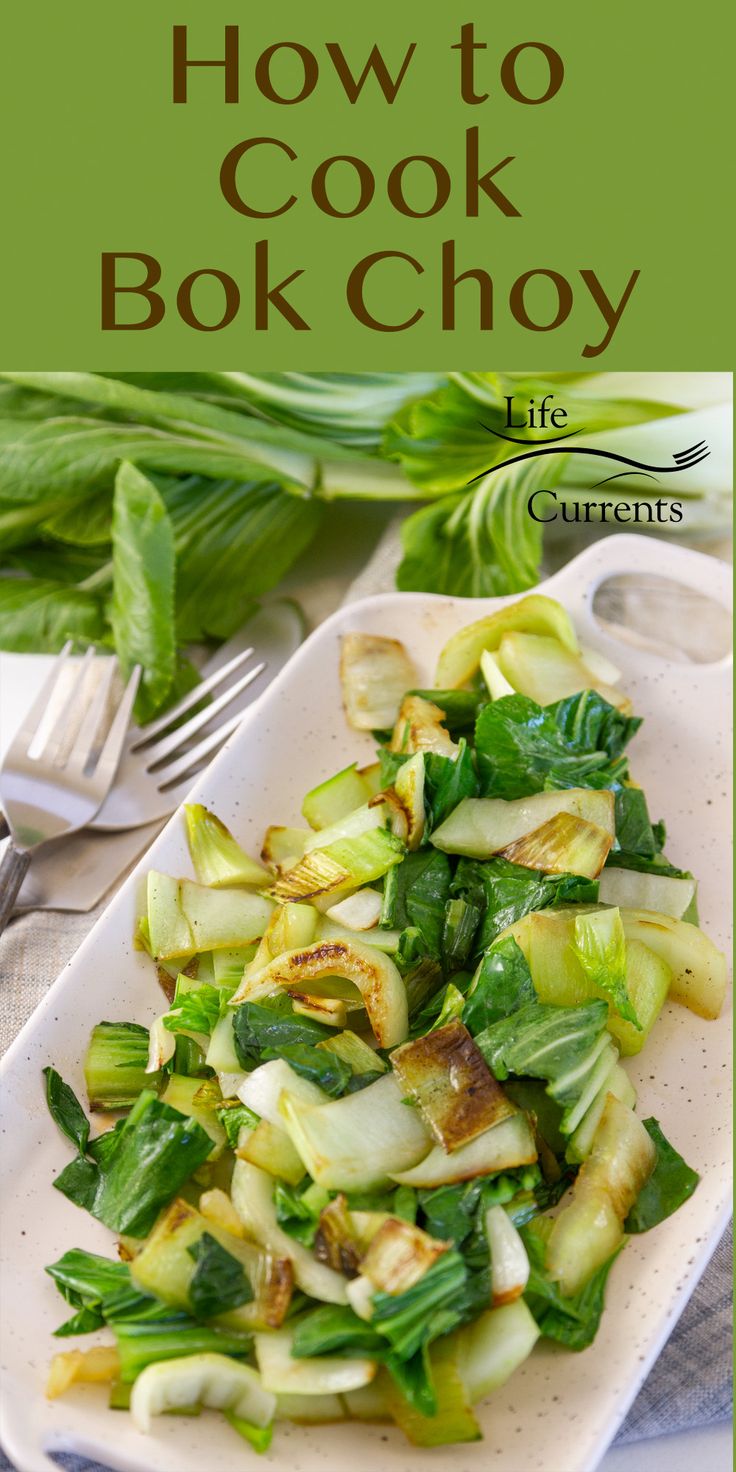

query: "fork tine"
left=40, top=646, right=97, bottom=765
left=142, top=661, right=267, bottom=769
left=13, top=641, right=74, bottom=751
left=65, top=657, right=119, bottom=774
left=94, top=665, right=142, bottom=783
left=131, top=647, right=256, bottom=749
left=155, top=711, right=244, bottom=790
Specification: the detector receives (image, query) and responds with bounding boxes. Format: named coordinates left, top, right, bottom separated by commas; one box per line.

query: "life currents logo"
left=473, top=393, right=710, bottom=527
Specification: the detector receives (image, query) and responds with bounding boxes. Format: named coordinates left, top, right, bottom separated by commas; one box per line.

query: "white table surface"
left=0, top=500, right=731, bottom=1472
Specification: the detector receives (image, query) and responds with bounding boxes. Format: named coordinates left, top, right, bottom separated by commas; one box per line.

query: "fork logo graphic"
left=467, top=429, right=710, bottom=486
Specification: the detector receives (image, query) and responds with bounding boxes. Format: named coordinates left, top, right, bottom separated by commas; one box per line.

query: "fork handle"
left=0, top=844, right=32, bottom=937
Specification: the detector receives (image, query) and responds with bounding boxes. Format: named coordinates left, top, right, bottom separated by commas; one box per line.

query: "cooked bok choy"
left=40, top=592, right=722, bottom=1452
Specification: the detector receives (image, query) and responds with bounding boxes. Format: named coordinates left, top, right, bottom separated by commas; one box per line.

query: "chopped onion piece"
left=579, top=642, right=623, bottom=686
left=599, top=868, right=696, bottom=920
left=480, top=648, right=515, bottom=701
left=452, top=1300, right=540, bottom=1403
left=237, top=1118, right=307, bottom=1186
left=261, top=825, right=311, bottom=873
left=346, top=1275, right=376, bottom=1321
left=290, top=993, right=349, bottom=1027
left=217, top=1069, right=247, bottom=1097
left=392, top=752, right=426, bottom=850
left=546, top=1094, right=656, bottom=1296
left=47, top=1346, right=119, bottom=1399
left=184, top=804, right=270, bottom=888
left=497, top=632, right=630, bottom=712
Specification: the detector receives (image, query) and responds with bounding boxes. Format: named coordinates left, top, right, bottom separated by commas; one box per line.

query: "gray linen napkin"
left=0, top=519, right=731, bottom=1468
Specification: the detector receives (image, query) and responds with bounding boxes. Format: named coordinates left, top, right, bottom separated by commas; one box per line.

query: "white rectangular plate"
left=0, top=534, right=731, bottom=1472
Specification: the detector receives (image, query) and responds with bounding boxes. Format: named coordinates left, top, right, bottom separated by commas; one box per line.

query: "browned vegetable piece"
left=391, top=1021, right=516, bottom=1152
left=289, top=992, right=349, bottom=1027
left=340, top=633, right=418, bottom=732
left=314, top=1194, right=363, bottom=1277
left=500, top=811, right=613, bottom=880
left=389, top=695, right=456, bottom=756
left=361, top=1216, right=449, bottom=1294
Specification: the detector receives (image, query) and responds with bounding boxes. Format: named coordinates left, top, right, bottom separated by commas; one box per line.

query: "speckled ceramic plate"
left=0, top=535, right=731, bottom=1472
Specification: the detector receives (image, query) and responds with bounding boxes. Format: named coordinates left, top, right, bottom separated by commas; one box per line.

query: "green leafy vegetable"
left=186, top=1232, right=254, bottom=1319
left=522, top=1222, right=619, bottom=1350
left=384, top=1344, right=438, bottom=1418
left=216, top=1102, right=260, bottom=1149
left=385, top=382, right=509, bottom=494
left=0, top=577, right=105, bottom=651
left=52, top=1090, right=212, bottom=1236
left=0, top=373, right=711, bottom=702
left=83, top=1022, right=154, bottom=1112
left=476, top=1000, right=612, bottom=1134
left=572, top=908, right=641, bottom=1029
left=613, top=787, right=661, bottom=858
left=381, top=850, right=452, bottom=958
left=113, top=1315, right=252, bottom=1383
left=463, top=937, right=536, bottom=1035
left=275, top=1043, right=352, bottom=1098
left=475, top=695, right=625, bottom=800
left=170, top=476, right=322, bottom=643
left=110, top=461, right=176, bottom=721
left=370, top=1249, right=468, bottom=1359
left=624, top=1119, right=699, bottom=1232
left=43, top=1067, right=90, bottom=1154
left=397, top=457, right=561, bottom=598
left=274, top=1180, right=330, bottom=1247
left=452, top=856, right=598, bottom=950
left=164, top=981, right=228, bottom=1038
left=410, top=689, right=484, bottom=732
left=291, top=1304, right=385, bottom=1358
left=232, top=994, right=334, bottom=1070
left=423, top=742, right=479, bottom=831
left=441, top=901, right=482, bottom=972
left=549, top=691, right=642, bottom=760
left=46, top=1248, right=156, bottom=1335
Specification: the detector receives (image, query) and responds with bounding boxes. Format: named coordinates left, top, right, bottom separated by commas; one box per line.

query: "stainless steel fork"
left=90, top=643, right=268, bottom=830
left=0, top=646, right=140, bottom=934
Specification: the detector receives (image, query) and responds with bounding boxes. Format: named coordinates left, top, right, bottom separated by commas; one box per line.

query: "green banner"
left=1, top=1, right=732, bottom=365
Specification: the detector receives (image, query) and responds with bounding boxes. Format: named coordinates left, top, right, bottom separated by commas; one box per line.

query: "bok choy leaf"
left=187, top=1233, right=254, bottom=1320
left=52, top=1090, right=213, bottom=1236
left=110, top=462, right=176, bottom=722
left=43, top=1067, right=90, bottom=1155
left=624, top=1119, right=699, bottom=1233
left=572, top=909, right=641, bottom=1029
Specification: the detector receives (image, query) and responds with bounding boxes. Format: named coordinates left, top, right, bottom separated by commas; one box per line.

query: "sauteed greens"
left=42, top=593, right=725, bottom=1448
